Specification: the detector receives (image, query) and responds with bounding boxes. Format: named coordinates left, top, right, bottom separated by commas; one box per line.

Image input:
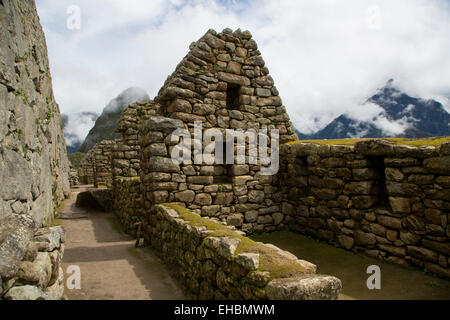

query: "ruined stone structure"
left=0, top=0, right=70, bottom=300
left=79, top=140, right=115, bottom=188
left=148, top=204, right=341, bottom=300
left=78, top=148, right=95, bottom=185
left=113, top=101, right=159, bottom=180
left=78, top=27, right=450, bottom=300
left=279, top=140, right=450, bottom=278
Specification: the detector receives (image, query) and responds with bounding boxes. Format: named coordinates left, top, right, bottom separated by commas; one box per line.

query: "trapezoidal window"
left=368, top=156, right=389, bottom=207
left=213, top=142, right=233, bottom=184
left=226, top=84, right=241, bottom=110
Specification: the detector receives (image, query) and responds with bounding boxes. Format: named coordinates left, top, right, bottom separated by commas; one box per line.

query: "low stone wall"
left=278, top=140, right=450, bottom=278
left=113, top=177, right=144, bottom=236
left=93, top=140, right=115, bottom=188
left=79, top=148, right=95, bottom=185
left=144, top=204, right=342, bottom=300
left=1, top=226, right=66, bottom=300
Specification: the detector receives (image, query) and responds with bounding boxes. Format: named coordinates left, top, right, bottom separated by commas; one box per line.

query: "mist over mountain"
left=296, top=80, right=450, bottom=140
left=77, top=87, right=150, bottom=153
left=64, top=112, right=99, bottom=154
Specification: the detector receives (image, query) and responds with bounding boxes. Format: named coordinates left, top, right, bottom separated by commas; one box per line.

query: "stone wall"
left=154, top=28, right=297, bottom=144
left=92, top=140, right=114, bottom=188
left=0, top=0, right=70, bottom=296
left=277, top=140, right=450, bottom=278
left=79, top=148, right=95, bottom=185
left=112, top=101, right=160, bottom=180
left=113, top=177, right=144, bottom=236
left=1, top=226, right=66, bottom=300
left=79, top=140, right=114, bottom=187
left=140, top=116, right=280, bottom=233
left=145, top=204, right=341, bottom=300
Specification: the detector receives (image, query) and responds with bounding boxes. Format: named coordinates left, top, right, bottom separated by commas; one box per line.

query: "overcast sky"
left=36, top=0, right=450, bottom=138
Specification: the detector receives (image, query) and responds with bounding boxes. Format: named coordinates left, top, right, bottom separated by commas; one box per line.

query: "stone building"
left=138, top=28, right=298, bottom=225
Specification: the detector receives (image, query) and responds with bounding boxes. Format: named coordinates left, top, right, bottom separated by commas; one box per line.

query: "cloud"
left=36, top=0, right=450, bottom=136
left=63, top=112, right=98, bottom=147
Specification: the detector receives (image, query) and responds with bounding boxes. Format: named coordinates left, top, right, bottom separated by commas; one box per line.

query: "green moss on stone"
left=161, top=204, right=307, bottom=280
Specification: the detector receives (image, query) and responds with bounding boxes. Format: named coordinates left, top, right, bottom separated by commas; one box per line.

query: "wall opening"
left=226, top=84, right=241, bottom=110
left=368, top=156, right=389, bottom=206
left=213, top=142, right=233, bottom=184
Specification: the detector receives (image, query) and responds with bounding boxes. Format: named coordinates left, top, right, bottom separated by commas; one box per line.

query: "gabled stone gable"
left=153, top=28, right=297, bottom=144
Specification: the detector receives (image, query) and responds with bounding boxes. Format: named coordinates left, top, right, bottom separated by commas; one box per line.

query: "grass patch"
left=52, top=218, right=63, bottom=227
left=287, top=136, right=450, bottom=147
left=162, top=204, right=307, bottom=279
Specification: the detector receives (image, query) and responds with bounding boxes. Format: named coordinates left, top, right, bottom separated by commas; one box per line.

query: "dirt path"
left=58, top=186, right=186, bottom=300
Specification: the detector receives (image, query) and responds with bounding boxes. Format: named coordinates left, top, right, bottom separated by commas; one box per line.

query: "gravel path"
left=59, top=186, right=185, bottom=300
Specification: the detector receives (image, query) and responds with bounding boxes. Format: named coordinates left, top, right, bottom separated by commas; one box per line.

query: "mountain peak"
left=76, top=87, right=150, bottom=153
left=298, top=80, right=450, bottom=140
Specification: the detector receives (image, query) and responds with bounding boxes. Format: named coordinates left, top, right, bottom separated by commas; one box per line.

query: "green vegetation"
left=14, top=87, right=29, bottom=104
left=52, top=218, right=63, bottom=227
left=163, top=204, right=308, bottom=279
left=287, top=136, right=450, bottom=147
left=15, top=52, right=29, bottom=63
left=68, top=152, right=86, bottom=169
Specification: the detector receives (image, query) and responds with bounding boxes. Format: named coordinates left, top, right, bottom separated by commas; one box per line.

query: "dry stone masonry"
left=147, top=204, right=342, bottom=300
left=1, top=0, right=70, bottom=299
left=278, top=140, right=450, bottom=278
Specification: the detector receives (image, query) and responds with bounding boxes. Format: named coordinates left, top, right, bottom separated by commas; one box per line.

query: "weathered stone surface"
left=235, top=253, right=259, bottom=271
left=337, top=235, right=354, bottom=250
left=248, top=190, right=265, bottom=203
left=174, top=190, right=195, bottom=203
left=217, top=238, right=241, bottom=260
left=272, top=212, right=284, bottom=226
left=407, top=246, right=438, bottom=262
left=149, top=157, right=180, bottom=173
left=0, top=215, right=36, bottom=279
left=226, top=214, right=244, bottom=227
left=215, top=192, right=234, bottom=205
left=245, top=210, right=258, bottom=223
left=399, top=231, right=421, bottom=245
left=422, top=239, right=450, bottom=255
left=4, top=285, right=49, bottom=300
left=266, top=275, right=342, bottom=300
left=354, top=140, right=395, bottom=156
left=377, top=215, right=402, bottom=229
left=354, top=230, right=376, bottom=246
left=194, top=193, right=212, bottom=206
left=218, top=72, right=250, bottom=86
left=17, top=252, right=52, bottom=288
left=0, top=149, right=32, bottom=201
left=230, top=165, right=249, bottom=176
left=389, top=197, right=411, bottom=214
left=33, top=227, right=65, bottom=252
left=423, top=157, right=450, bottom=175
